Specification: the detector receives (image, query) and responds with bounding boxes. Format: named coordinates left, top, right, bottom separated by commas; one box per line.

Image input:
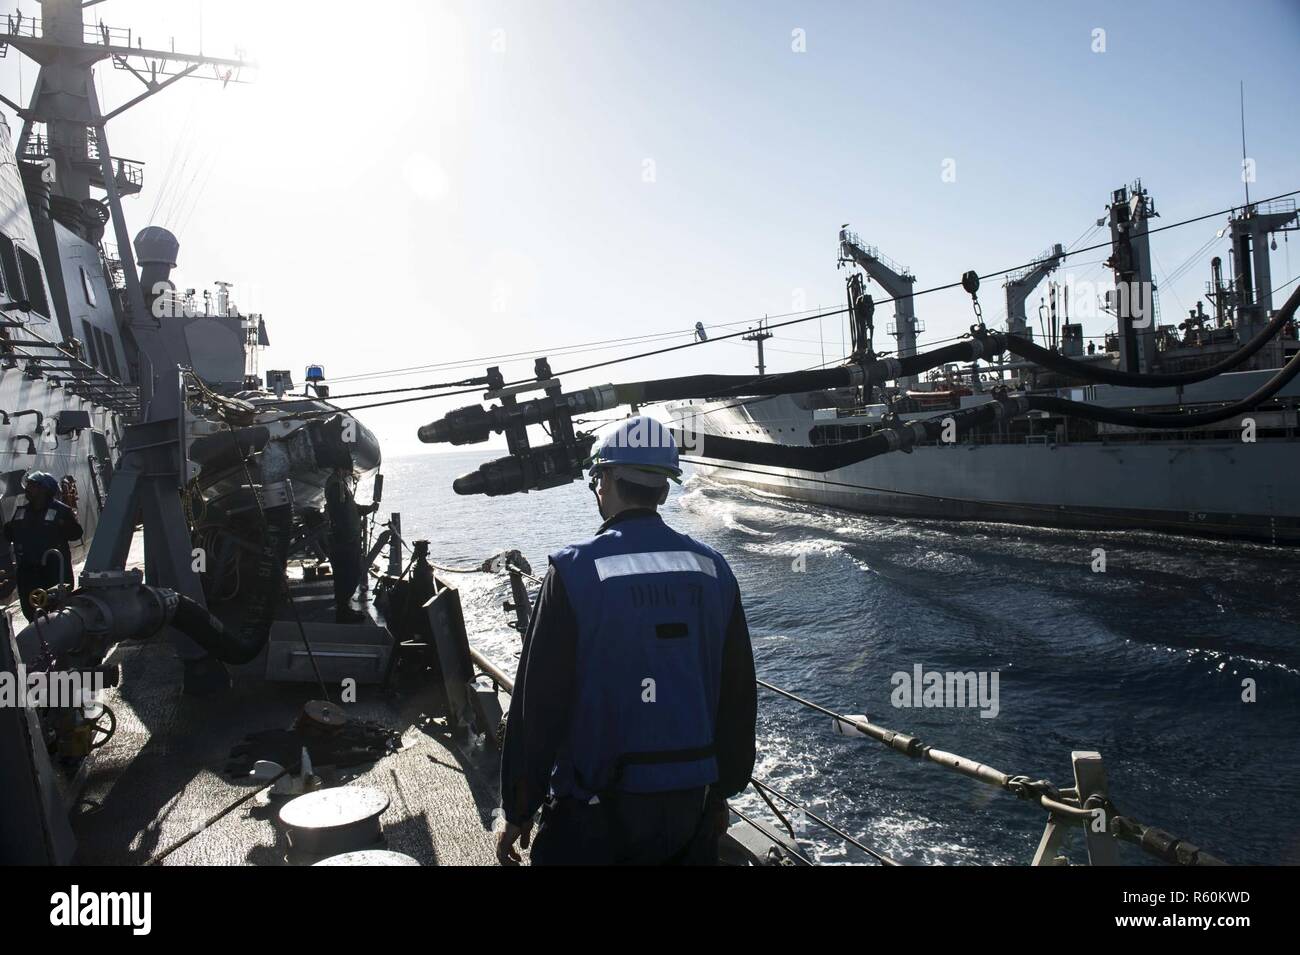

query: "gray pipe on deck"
left=469, top=647, right=513, bottom=694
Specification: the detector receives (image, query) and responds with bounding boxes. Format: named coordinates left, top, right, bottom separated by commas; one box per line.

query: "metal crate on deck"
left=264, top=621, right=395, bottom=685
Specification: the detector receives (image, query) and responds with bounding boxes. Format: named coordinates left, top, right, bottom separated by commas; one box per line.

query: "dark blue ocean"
left=381, top=450, right=1300, bottom=865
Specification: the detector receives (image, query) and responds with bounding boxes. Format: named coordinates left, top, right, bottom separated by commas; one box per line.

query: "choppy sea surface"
left=380, top=450, right=1300, bottom=865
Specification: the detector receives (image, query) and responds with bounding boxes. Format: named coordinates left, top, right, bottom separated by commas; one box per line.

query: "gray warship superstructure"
left=0, top=0, right=259, bottom=574
left=0, top=2, right=394, bottom=864
left=666, top=183, right=1300, bottom=545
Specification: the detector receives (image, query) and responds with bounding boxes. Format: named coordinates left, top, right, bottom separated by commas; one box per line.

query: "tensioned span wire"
left=296, top=188, right=1300, bottom=417
left=320, top=192, right=1297, bottom=393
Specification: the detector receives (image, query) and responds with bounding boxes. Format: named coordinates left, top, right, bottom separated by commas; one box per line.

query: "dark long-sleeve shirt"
left=500, top=509, right=757, bottom=825
left=4, top=499, right=82, bottom=576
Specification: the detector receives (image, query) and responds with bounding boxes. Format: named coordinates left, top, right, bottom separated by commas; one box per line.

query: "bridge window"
left=92, top=327, right=110, bottom=373
left=0, top=234, right=23, bottom=301
left=17, top=248, right=49, bottom=317
left=101, top=331, right=121, bottom=378
left=81, top=321, right=99, bottom=365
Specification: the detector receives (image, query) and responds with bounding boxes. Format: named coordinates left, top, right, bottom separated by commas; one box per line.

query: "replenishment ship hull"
left=669, top=371, right=1300, bottom=546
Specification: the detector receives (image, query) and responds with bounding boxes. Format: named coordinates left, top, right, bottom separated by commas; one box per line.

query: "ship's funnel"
left=134, top=226, right=180, bottom=302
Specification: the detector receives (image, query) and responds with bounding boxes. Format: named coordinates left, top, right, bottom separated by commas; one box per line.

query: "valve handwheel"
left=86, top=703, right=116, bottom=750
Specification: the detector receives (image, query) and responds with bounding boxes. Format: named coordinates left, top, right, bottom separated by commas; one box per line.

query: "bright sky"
left=3, top=0, right=1299, bottom=455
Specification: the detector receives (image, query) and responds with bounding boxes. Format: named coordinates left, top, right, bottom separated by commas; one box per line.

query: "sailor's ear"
left=656, top=484, right=669, bottom=506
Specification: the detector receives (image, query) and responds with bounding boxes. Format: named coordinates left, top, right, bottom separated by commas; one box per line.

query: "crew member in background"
left=324, top=463, right=378, bottom=623
left=497, top=416, right=757, bottom=865
left=2, top=471, right=83, bottom=621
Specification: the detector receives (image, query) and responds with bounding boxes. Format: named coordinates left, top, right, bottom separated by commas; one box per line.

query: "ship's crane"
left=1003, top=243, right=1064, bottom=339
left=838, top=227, right=923, bottom=389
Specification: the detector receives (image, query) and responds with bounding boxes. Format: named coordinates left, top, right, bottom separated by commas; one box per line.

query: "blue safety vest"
left=549, top=511, right=738, bottom=799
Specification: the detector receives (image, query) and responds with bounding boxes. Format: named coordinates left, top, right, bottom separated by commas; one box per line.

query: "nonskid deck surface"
left=66, top=586, right=506, bottom=866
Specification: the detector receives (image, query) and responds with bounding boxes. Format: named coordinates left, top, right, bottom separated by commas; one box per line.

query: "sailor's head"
left=585, top=416, right=681, bottom=520
left=24, top=470, right=60, bottom=507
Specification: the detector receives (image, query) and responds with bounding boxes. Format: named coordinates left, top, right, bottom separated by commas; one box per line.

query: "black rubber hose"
left=675, top=428, right=894, bottom=471
left=238, top=501, right=294, bottom=661
left=1000, top=283, right=1300, bottom=388
left=636, top=340, right=1003, bottom=404
left=897, top=341, right=995, bottom=378
left=169, top=595, right=251, bottom=663
left=174, top=503, right=294, bottom=664
left=636, top=368, right=856, bottom=403
left=1026, top=342, right=1300, bottom=428
left=421, top=338, right=1008, bottom=447
left=1020, top=293, right=1300, bottom=429
left=672, top=400, right=1006, bottom=472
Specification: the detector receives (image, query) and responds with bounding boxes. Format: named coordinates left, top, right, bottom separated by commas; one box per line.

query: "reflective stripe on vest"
left=549, top=515, right=734, bottom=797
left=594, top=550, right=717, bottom=582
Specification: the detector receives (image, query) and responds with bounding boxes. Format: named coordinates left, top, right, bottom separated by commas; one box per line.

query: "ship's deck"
left=13, top=574, right=508, bottom=867
left=6, top=564, right=783, bottom=867
left=72, top=648, right=503, bottom=866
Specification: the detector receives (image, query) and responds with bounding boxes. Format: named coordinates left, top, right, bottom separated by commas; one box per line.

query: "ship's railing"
left=0, top=14, right=132, bottom=46
left=1, top=13, right=39, bottom=42
left=462, top=616, right=891, bottom=865
left=84, top=22, right=133, bottom=47
left=0, top=321, right=139, bottom=419
left=1257, top=198, right=1297, bottom=219
left=756, top=678, right=1225, bottom=866
left=442, top=550, right=1227, bottom=866
left=100, top=244, right=126, bottom=291
left=109, top=156, right=144, bottom=189
left=816, top=414, right=1291, bottom=450
left=838, top=229, right=863, bottom=258
left=856, top=242, right=915, bottom=281
left=1005, top=244, right=1064, bottom=285
left=887, top=318, right=927, bottom=336
left=17, top=130, right=49, bottom=160
left=19, top=128, right=145, bottom=189
left=840, top=231, right=915, bottom=280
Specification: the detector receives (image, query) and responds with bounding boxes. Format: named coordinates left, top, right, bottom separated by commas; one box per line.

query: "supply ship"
left=665, top=189, right=1300, bottom=546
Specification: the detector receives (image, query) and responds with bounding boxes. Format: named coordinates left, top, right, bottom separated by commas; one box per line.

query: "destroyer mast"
left=2, top=0, right=248, bottom=417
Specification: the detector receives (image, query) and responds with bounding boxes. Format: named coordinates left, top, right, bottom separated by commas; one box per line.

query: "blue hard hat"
left=588, top=416, right=681, bottom=484
left=24, top=470, right=60, bottom=497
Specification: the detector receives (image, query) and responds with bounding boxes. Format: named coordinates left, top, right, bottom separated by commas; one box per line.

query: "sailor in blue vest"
left=497, top=416, right=756, bottom=865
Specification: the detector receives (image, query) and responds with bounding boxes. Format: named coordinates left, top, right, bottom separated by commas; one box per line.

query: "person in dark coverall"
left=324, top=464, right=377, bottom=623
left=496, top=416, right=757, bottom=865
left=2, top=471, right=83, bottom=621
